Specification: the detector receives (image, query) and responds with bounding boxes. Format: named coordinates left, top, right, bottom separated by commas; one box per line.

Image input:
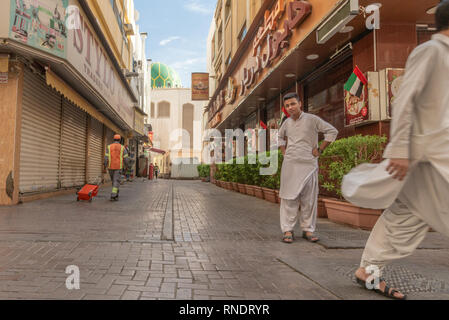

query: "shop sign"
left=345, top=72, right=383, bottom=126
left=239, top=0, right=312, bottom=96
left=210, top=112, right=222, bottom=128
left=0, top=73, right=8, bottom=84
left=380, top=68, right=405, bottom=120
left=67, top=1, right=134, bottom=128
left=9, top=0, right=68, bottom=58
left=208, top=0, right=311, bottom=122
left=191, top=73, right=209, bottom=101
left=344, top=83, right=369, bottom=126
left=224, top=77, right=237, bottom=105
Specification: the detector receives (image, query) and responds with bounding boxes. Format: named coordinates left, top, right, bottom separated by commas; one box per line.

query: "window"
left=157, top=101, right=170, bottom=118
left=225, top=0, right=231, bottom=22
left=225, top=54, right=231, bottom=67
left=151, top=102, right=155, bottom=118
left=238, top=24, right=247, bottom=45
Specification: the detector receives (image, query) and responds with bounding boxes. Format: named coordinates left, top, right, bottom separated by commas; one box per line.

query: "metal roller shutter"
left=87, top=117, right=104, bottom=184
left=60, top=99, right=87, bottom=188
left=20, top=69, right=62, bottom=194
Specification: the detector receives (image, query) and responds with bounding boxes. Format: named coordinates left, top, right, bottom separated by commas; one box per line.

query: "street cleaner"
left=105, top=134, right=129, bottom=201
left=344, top=0, right=449, bottom=300
left=278, top=92, right=338, bottom=244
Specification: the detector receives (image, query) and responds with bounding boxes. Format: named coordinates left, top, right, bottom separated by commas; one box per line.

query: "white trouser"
left=280, top=171, right=318, bottom=233
left=361, top=162, right=449, bottom=273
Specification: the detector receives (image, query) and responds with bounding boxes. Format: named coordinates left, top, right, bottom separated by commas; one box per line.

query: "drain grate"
left=336, top=265, right=449, bottom=294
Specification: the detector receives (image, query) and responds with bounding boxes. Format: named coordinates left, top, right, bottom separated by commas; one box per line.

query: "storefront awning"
left=150, top=148, right=166, bottom=155
left=46, top=69, right=124, bottom=136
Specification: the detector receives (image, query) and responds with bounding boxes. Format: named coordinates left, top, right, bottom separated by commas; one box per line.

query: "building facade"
left=0, top=0, right=146, bottom=205
left=149, top=63, right=204, bottom=178
left=206, top=0, right=439, bottom=153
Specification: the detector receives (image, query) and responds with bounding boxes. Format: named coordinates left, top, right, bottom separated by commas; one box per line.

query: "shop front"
left=207, top=0, right=438, bottom=150
left=0, top=0, right=138, bottom=205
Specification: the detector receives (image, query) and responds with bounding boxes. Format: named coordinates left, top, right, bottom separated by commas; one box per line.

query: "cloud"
left=159, top=36, right=181, bottom=46
left=184, top=0, right=212, bottom=15
left=171, top=57, right=206, bottom=71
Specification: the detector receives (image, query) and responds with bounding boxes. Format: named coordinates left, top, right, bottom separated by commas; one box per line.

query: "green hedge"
left=197, top=164, right=210, bottom=178
left=213, top=134, right=386, bottom=193
left=214, top=151, right=283, bottom=190
left=319, top=134, right=387, bottom=198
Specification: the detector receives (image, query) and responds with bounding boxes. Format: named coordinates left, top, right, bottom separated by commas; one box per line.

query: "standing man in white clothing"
left=278, top=93, right=338, bottom=243
left=354, top=0, right=449, bottom=300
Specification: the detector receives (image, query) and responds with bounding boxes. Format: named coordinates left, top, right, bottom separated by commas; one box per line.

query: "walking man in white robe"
left=278, top=93, right=338, bottom=243
left=354, top=0, right=449, bottom=300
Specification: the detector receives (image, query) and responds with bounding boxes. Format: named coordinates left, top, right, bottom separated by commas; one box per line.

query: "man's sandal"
left=282, top=232, right=294, bottom=244
left=302, top=231, right=319, bottom=243
left=356, top=277, right=407, bottom=300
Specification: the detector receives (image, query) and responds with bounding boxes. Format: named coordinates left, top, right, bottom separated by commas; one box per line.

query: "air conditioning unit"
left=124, top=23, right=135, bottom=36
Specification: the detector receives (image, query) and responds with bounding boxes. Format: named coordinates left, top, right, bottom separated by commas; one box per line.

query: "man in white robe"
left=354, top=0, right=449, bottom=300
left=278, top=93, right=338, bottom=243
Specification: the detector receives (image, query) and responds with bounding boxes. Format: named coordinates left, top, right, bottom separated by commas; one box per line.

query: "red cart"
left=77, top=179, right=101, bottom=202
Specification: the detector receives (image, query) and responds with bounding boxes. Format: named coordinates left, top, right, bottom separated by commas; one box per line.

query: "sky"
left=134, top=0, right=216, bottom=88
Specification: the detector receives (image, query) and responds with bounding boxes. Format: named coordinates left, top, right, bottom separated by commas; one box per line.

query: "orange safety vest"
left=107, top=143, right=126, bottom=170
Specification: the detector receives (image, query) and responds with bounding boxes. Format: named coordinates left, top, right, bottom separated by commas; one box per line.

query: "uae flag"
left=344, top=66, right=368, bottom=98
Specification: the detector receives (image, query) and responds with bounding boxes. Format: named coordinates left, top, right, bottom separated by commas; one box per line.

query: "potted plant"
left=198, top=164, right=210, bottom=182
left=320, top=135, right=387, bottom=230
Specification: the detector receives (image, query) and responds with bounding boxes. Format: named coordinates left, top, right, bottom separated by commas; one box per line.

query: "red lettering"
left=73, top=16, right=84, bottom=53
left=85, top=24, right=92, bottom=66
left=287, top=0, right=312, bottom=30
left=94, top=40, right=103, bottom=77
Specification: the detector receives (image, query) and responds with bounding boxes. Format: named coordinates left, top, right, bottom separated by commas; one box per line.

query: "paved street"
left=0, top=179, right=448, bottom=300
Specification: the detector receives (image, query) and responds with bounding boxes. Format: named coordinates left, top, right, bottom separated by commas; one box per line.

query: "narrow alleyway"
left=0, top=180, right=448, bottom=300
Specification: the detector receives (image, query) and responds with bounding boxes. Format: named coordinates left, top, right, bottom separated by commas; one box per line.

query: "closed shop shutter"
left=87, top=117, right=104, bottom=184
left=103, top=128, right=115, bottom=182
left=60, top=99, right=87, bottom=188
left=20, top=69, right=62, bottom=193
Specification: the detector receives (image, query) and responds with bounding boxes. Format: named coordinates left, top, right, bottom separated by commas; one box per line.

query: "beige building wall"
left=212, top=0, right=264, bottom=80
left=149, top=88, right=204, bottom=165
left=0, top=0, right=10, bottom=38
left=0, top=62, right=23, bottom=205
left=87, top=0, right=133, bottom=71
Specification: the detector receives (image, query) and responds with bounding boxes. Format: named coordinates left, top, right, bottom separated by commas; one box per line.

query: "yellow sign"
left=0, top=55, right=9, bottom=73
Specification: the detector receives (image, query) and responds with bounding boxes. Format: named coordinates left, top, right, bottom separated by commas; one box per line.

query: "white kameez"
left=278, top=112, right=338, bottom=233
left=360, top=34, right=449, bottom=270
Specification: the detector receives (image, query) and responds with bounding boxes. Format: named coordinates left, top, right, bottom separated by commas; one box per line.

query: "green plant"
left=212, top=150, right=284, bottom=189
left=197, top=164, right=210, bottom=178
left=319, top=135, right=387, bottom=198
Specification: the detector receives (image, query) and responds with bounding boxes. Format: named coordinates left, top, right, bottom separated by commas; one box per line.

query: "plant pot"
left=201, top=178, right=206, bottom=182
left=224, top=181, right=232, bottom=190
left=323, top=198, right=382, bottom=231
left=317, top=197, right=328, bottom=219
left=275, top=190, right=280, bottom=204
left=237, top=183, right=246, bottom=194
left=253, top=186, right=264, bottom=200
left=262, top=187, right=277, bottom=203
left=245, top=185, right=255, bottom=196
left=232, top=182, right=239, bottom=192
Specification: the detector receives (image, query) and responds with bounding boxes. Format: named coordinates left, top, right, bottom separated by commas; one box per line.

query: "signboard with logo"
left=191, top=73, right=209, bottom=101
left=10, top=0, right=69, bottom=58
left=345, top=72, right=381, bottom=126
left=67, top=1, right=134, bottom=128
left=379, top=68, right=405, bottom=120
